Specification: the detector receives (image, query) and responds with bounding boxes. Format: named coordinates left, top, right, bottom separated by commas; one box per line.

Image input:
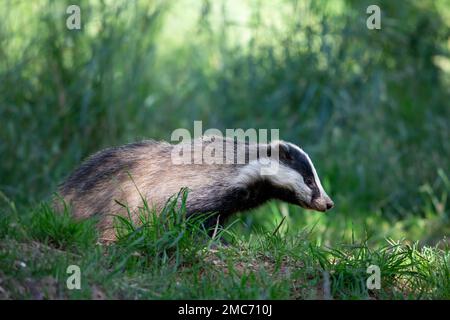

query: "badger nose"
left=326, top=200, right=334, bottom=210
left=311, top=196, right=334, bottom=212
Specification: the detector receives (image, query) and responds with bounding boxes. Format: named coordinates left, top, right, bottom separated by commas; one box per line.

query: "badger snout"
left=311, top=195, right=334, bottom=212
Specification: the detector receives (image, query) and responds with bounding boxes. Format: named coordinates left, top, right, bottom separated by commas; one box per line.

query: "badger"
left=57, top=136, right=333, bottom=241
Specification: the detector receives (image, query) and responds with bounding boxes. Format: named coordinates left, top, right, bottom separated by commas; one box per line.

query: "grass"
left=0, top=189, right=448, bottom=300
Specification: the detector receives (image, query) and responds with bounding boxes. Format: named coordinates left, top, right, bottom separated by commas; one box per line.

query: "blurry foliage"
left=0, top=0, right=449, bottom=228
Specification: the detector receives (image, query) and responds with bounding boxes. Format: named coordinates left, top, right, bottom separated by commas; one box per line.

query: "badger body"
left=58, top=136, right=333, bottom=240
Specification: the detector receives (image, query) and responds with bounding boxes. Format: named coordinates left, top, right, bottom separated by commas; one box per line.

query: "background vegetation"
left=0, top=0, right=449, bottom=299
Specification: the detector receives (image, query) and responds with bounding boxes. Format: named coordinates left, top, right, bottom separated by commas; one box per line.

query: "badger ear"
left=269, top=141, right=293, bottom=161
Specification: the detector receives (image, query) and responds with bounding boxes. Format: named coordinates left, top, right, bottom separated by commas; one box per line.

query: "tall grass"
left=0, top=193, right=448, bottom=299
left=112, top=188, right=224, bottom=269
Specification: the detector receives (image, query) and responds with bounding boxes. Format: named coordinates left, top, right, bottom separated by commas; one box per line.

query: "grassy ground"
left=0, top=191, right=448, bottom=300
left=0, top=0, right=449, bottom=300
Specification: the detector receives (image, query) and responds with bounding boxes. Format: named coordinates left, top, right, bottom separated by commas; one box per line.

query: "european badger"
left=57, top=136, right=333, bottom=240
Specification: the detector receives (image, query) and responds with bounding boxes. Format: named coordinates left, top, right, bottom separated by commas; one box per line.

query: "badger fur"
left=57, top=136, right=333, bottom=240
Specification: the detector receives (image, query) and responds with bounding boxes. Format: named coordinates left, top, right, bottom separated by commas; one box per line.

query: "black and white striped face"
left=266, top=141, right=334, bottom=212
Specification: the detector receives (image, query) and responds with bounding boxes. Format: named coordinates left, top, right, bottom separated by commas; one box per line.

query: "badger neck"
left=233, top=159, right=300, bottom=206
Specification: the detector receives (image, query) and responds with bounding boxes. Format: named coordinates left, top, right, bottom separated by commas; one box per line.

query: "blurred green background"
left=1, top=0, right=449, bottom=245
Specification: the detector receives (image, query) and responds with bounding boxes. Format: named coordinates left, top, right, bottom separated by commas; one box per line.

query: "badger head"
left=262, top=140, right=334, bottom=212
